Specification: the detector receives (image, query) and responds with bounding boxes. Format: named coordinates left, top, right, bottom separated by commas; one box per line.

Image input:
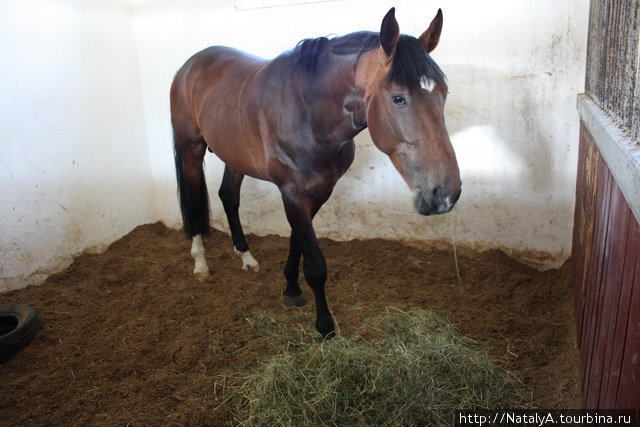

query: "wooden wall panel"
left=576, top=0, right=639, bottom=411
left=614, top=217, right=640, bottom=409
left=573, top=122, right=640, bottom=410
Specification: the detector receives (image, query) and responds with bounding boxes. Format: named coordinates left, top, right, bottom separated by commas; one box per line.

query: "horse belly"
left=201, top=116, right=271, bottom=181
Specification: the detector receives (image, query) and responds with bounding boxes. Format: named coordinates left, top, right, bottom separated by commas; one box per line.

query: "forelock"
left=389, top=35, right=445, bottom=90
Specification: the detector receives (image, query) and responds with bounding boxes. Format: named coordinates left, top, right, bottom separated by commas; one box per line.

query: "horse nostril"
left=431, top=185, right=442, bottom=199
left=432, top=185, right=443, bottom=200
left=415, top=185, right=458, bottom=216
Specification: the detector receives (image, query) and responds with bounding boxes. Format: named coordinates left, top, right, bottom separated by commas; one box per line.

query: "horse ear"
left=380, top=7, right=400, bottom=58
left=419, top=8, right=443, bottom=53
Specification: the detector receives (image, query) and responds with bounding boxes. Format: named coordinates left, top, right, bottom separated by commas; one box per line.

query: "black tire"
left=0, top=304, right=42, bottom=363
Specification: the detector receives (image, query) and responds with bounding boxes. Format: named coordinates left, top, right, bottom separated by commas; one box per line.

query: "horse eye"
left=391, top=95, right=407, bottom=105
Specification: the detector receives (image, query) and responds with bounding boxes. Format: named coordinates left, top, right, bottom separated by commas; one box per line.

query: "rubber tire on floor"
left=0, top=304, right=42, bottom=363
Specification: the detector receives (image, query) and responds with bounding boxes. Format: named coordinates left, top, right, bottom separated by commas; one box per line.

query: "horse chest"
left=304, top=138, right=355, bottom=186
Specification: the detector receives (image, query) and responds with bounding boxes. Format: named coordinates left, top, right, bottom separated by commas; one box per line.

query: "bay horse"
left=171, top=8, right=461, bottom=338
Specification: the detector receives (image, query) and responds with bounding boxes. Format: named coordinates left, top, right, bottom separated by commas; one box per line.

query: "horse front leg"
left=282, top=231, right=306, bottom=307
left=281, top=188, right=335, bottom=339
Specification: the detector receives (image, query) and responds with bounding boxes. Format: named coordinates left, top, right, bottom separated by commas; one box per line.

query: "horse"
left=171, top=7, right=461, bottom=338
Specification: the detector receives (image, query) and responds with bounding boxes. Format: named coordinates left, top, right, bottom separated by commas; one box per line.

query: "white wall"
left=134, top=0, right=589, bottom=267
left=0, top=0, right=154, bottom=292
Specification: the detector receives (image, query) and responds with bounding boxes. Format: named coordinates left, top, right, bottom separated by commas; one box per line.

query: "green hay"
left=224, top=309, right=525, bottom=427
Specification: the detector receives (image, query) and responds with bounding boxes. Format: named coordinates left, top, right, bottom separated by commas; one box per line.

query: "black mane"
left=289, top=31, right=445, bottom=90
left=291, top=36, right=331, bottom=75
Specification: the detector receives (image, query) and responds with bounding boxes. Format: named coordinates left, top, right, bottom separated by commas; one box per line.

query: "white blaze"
left=420, top=76, right=436, bottom=92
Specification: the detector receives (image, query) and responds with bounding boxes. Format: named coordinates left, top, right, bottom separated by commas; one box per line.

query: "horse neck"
left=306, top=54, right=368, bottom=143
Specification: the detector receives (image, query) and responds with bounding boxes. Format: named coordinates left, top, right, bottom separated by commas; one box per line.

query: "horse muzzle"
left=414, top=185, right=461, bottom=216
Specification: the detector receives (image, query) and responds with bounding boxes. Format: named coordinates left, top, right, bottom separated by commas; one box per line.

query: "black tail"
left=174, top=139, right=211, bottom=238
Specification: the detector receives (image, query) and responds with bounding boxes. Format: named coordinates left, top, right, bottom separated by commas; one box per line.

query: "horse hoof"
left=283, top=293, right=306, bottom=307
left=322, top=330, right=336, bottom=340
left=242, top=262, right=260, bottom=273
left=194, top=271, right=210, bottom=282
left=316, top=316, right=336, bottom=339
left=235, top=249, right=259, bottom=273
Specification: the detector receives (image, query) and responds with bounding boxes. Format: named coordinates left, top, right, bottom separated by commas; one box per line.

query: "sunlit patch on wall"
left=451, top=125, right=525, bottom=178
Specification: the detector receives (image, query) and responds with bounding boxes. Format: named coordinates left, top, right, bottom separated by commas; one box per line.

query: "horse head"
left=356, top=8, right=461, bottom=215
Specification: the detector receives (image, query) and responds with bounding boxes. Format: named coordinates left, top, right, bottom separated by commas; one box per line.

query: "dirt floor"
left=0, top=222, right=582, bottom=426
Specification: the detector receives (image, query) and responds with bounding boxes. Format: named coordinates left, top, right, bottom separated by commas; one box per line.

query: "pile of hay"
left=225, top=309, right=525, bottom=426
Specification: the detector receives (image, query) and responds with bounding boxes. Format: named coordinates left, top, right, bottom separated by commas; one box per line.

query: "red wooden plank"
left=585, top=163, right=615, bottom=407
left=581, top=180, right=604, bottom=402
left=582, top=151, right=609, bottom=346
left=582, top=156, right=609, bottom=372
left=572, top=125, right=589, bottom=341
left=594, top=182, right=631, bottom=408
left=614, top=217, right=640, bottom=410
left=573, top=124, right=599, bottom=346
left=583, top=156, right=614, bottom=406
left=603, top=212, right=637, bottom=408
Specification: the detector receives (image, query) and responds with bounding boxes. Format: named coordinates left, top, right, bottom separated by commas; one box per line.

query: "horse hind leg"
left=174, top=135, right=211, bottom=279
left=189, top=234, right=209, bottom=278
left=218, top=165, right=259, bottom=272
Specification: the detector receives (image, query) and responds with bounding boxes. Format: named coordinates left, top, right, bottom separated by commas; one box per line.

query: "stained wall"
left=0, top=0, right=154, bottom=291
